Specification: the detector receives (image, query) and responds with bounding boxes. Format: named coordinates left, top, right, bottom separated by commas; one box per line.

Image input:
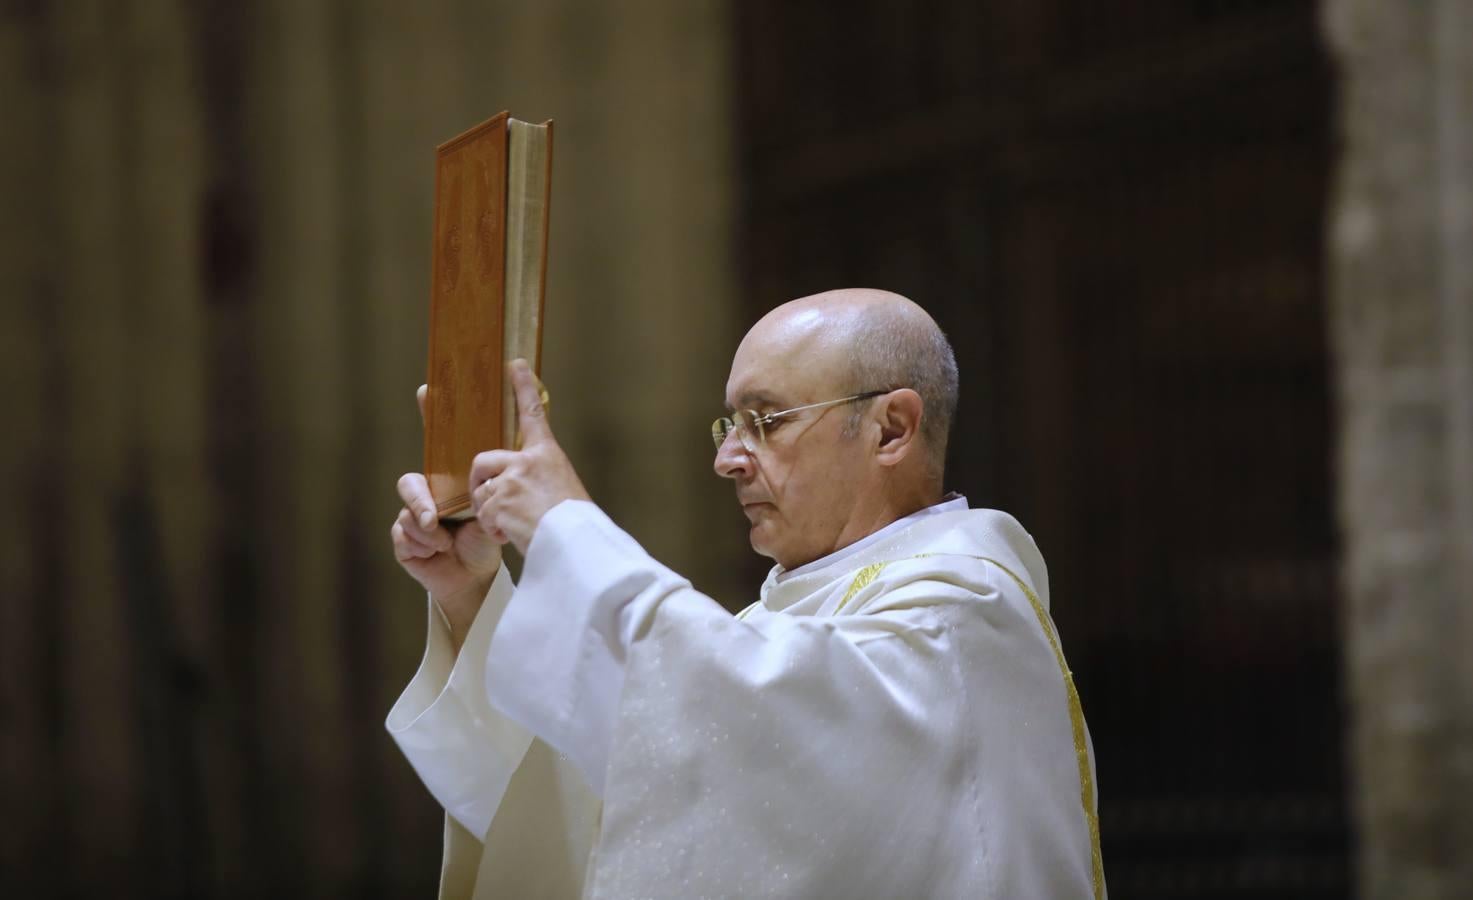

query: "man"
left=387, top=289, right=1105, bottom=898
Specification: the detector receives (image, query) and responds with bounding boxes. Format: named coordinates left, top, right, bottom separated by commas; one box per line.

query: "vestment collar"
left=772, top=493, right=968, bottom=584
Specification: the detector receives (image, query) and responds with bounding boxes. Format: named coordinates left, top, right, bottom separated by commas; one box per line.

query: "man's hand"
left=390, top=384, right=504, bottom=646
left=469, top=359, right=591, bottom=554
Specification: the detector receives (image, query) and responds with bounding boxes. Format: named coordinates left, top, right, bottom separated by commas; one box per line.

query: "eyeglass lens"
left=711, top=411, right=764, bottom=452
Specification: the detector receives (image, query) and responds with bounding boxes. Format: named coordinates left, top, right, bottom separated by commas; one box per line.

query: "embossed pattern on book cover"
left=424, top=113, right=508, bottom=518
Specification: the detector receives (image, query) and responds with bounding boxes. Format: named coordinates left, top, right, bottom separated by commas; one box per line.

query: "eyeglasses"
left=711, top=390, right=890, bottom=454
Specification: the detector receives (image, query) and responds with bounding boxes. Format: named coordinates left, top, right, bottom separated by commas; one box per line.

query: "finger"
left=391, top=521, right=438, bottom=561
left=472, top=507, right=511, bottom=548
left=416, top=384, right=428, bottom=425
left=469, top=449, right=516, bottom=491
left=509, top=359, right=551, bottom=445
left=398, top=507, right=452, bottom=552
left=394, top=528, right=436, bottom=560
left=397, top=472, right=440, bottom=530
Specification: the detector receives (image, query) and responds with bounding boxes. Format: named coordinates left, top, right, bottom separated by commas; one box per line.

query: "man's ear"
left=875, top=389, right=923, bottom=467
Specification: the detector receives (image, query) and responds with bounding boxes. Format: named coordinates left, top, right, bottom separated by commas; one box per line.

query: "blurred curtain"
left=0, top=1, right=738, bottom=896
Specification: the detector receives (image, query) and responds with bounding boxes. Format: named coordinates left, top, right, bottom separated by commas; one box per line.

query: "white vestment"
left=387, top=497, right=1106, bottom=899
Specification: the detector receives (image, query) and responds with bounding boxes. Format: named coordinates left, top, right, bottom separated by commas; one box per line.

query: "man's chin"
left=746, top=518, right=779, bottom=560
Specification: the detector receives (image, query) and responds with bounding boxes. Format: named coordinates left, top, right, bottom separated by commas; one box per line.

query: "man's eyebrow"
left=729, top=390, right=779, bottom=411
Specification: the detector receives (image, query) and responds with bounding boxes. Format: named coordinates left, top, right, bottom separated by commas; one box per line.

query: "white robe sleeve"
left=483, top=499, right=953, bottom=793
left=482, top=499, right=691, bottom=795
left=385, top=565, right=534, bottom=840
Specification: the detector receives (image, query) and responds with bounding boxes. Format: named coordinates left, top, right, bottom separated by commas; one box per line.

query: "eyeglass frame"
left=711, top=389, right=892, bottom=453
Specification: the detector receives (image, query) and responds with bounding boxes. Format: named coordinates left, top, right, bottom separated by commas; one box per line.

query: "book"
left=423, top=111, right=553, bottom=520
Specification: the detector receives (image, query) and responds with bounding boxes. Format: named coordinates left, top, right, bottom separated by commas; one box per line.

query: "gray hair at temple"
left=842, top=307, right=960, bottom=484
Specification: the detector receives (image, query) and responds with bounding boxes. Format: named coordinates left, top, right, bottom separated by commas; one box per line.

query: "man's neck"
left=775, top=491, right=962, bottom=582
left=834, top=486, right=942, bottom=554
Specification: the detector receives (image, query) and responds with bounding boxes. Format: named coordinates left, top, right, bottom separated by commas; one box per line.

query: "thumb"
left=416, top=384, right=427, bottom=425
left=510, top=359, right=551, bottom=445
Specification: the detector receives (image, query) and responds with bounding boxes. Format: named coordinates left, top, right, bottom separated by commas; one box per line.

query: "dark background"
left=735, top=3, right=1342, bottom=897
left=2, top=2, right=1360, bottom=897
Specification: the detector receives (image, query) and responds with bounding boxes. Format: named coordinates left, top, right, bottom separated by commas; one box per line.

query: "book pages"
left=503, top=119, right=552, bottom=450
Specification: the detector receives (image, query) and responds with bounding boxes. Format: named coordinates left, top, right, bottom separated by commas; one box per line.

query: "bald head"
left=745, top=289, right=959, bottom=485
left=718, top=289, right=959, bottom=567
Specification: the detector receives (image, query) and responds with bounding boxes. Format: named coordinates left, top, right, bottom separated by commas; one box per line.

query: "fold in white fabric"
left=386, top=565, right=531, bottom=839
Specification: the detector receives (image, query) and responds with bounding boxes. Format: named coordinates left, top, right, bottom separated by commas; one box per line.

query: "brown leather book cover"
left=423, top=112, right=553, bottom=519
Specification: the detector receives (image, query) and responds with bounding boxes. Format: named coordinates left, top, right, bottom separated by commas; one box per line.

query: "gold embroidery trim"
left=833, top=561, right=888, bottom=614
left=976, top=557, right=1104, bottom=900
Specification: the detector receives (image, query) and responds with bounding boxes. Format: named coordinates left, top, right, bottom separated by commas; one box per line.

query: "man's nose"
left=713, top=430, right=753, bottom=480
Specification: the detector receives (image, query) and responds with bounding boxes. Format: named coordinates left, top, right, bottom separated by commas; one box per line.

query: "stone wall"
left=1325, top=1, right=1473, bottom=897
